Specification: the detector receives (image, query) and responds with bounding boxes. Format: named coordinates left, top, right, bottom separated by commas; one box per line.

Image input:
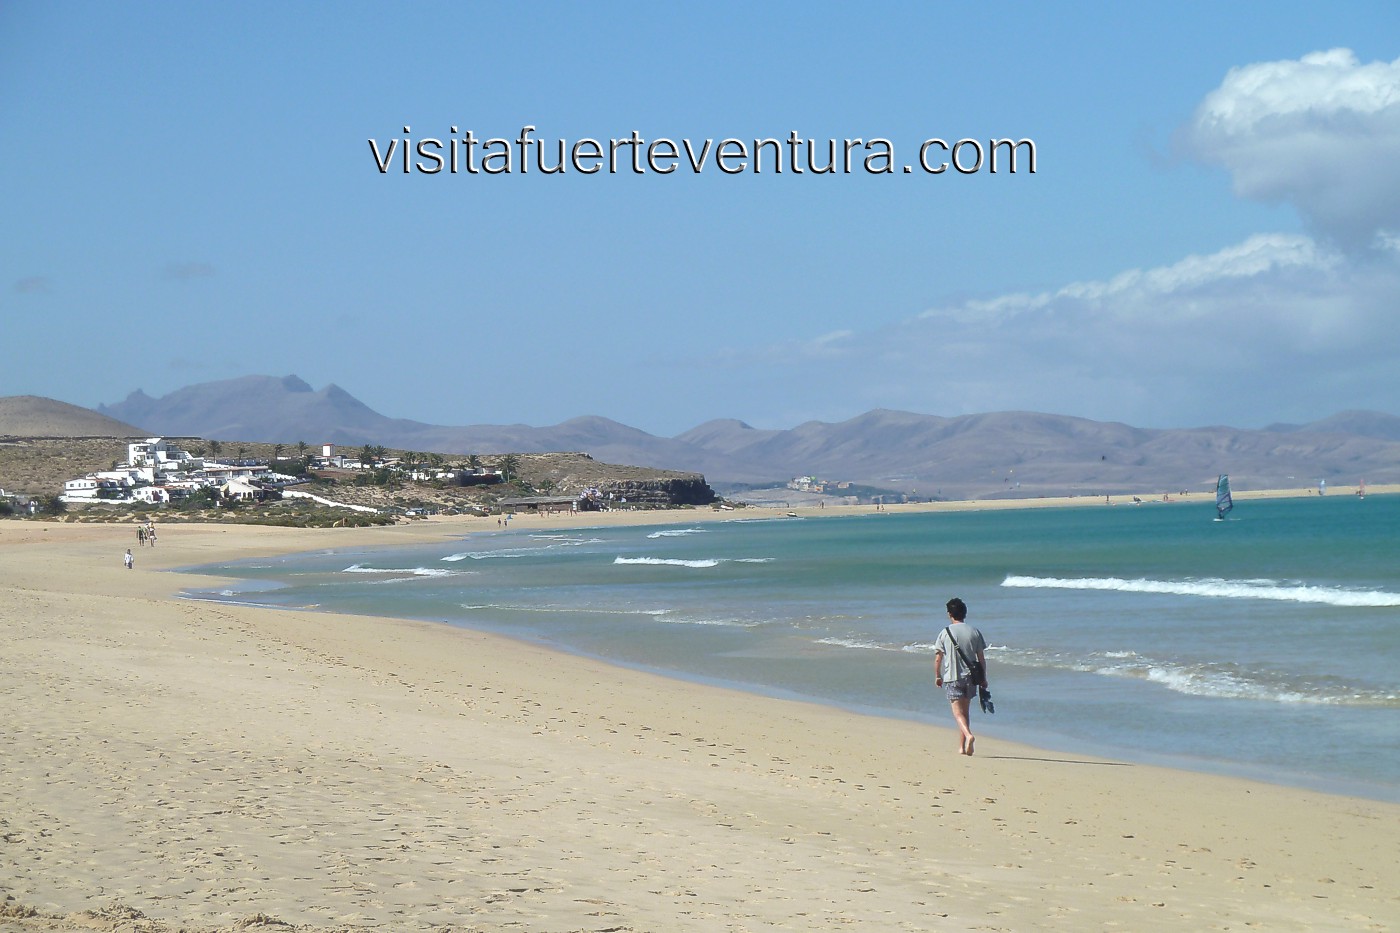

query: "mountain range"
left=83, top=375, right=1400, bottom=500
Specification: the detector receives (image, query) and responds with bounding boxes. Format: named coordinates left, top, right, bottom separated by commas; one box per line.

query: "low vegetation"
left=0, top=437, right=718, bottom=527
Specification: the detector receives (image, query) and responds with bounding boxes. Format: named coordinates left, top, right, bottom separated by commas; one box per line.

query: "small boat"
left=1214, top=474, right=1233, bottom=521
left=1358, top=478, right=1366, bottom=499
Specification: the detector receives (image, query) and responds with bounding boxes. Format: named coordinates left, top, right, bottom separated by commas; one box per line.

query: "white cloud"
left=699, top=50, right=1400, bottom=429
left=717, top=233, right=1400, bottom=428
left=1183, top=49, right=1400, bottom=250
left=920, top=234, right=1336, bottom=324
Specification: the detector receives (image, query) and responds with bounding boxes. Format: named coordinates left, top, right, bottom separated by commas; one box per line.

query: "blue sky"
left=4, top=2, right=1399, bottom=436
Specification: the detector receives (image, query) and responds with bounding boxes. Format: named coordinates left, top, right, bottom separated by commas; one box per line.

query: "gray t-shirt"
left=935, top=623, right=987, bottom=682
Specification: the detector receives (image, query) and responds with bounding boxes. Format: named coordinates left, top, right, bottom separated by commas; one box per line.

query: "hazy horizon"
left=5, top=5, right=1400, bottom=435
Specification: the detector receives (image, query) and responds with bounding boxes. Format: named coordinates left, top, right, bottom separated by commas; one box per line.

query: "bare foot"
left=965, top=736, right=975, bottom=756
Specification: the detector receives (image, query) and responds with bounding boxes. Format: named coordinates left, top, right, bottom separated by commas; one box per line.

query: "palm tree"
left=468, top=454, right=482, bottom=470
left=208, top=440, right=223, bottom=459
left=296, top=440, right=308, bottom=458
left=272, top=443, right=284, bottom=463
left=498, top=454, right=520, bottom=481
left=359, top=444, right=376, bottom=467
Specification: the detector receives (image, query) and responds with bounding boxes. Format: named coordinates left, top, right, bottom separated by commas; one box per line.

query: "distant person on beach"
left=934, top=597, right=987, bottom=756
left=137, top=525, right=146, bottom=546
left=124, top=548, right=134, bottom=570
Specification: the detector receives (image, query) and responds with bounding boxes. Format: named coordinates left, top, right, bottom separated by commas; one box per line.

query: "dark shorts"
left=944, top=676, right=978, bottom=701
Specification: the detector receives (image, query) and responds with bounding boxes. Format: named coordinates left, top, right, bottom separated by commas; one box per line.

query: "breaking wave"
left=342, top=564, right=465, bottom=578
left=816, top=636, right=900, bottom=652
left=441, top=537, right=603, bottom=562
left=1001, top=575, right=1400, bottom=607
left=615, top=557, right=719, bottom=568
left=613, top=556, right=774, bottom=569
left=995, top=647, right=1400, bottom=707
left=647, top=528, right=708, bottom=538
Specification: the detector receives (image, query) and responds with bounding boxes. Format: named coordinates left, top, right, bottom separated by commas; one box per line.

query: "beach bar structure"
left=497, top=495, right=577, bottom=514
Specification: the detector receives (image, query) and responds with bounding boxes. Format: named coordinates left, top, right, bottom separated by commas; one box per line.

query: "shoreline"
left=2, top=511, right=1398, bottom=930
left=168, top=498, right=1400, bottom=807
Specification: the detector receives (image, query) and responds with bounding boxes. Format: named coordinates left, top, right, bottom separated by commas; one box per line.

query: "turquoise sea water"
left=182, top=494, right=1400, bottom=801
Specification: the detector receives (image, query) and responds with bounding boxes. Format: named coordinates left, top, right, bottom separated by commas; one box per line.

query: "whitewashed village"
left=58, top=437, right=504, bottom=514
left=41, top=440, right=883, bottom=516
left=42, top=436, right=685, bottom=518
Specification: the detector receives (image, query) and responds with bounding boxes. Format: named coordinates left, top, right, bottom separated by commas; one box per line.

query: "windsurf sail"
left=1215, top=474, right=1233, bottom=519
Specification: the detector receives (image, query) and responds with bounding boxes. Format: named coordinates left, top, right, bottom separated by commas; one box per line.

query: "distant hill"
left=100, top=376, right=726, bottom=476
left=0, top=396, right=144, bottom=437
left=1266, top=410, right=1400, bottom=442
left=99, top=375, right=424, bottom=442
left=96, top=374, right=1400, bottom=498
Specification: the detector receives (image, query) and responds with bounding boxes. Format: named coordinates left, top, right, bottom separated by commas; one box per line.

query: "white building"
left=57, top=435, right=309, bottom=507
left=220, top=478, right=263, bottom=501
left=127, top=438, right=204, bottom=473
left=62, top=477, right=128, bottom=500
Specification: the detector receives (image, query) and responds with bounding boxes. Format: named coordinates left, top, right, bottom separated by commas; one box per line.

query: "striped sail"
left=1216, top=474, right=1233, bottom=518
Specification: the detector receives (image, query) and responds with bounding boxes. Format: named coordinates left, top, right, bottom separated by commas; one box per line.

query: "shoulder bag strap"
left=944, top=626, right=981, bottom=680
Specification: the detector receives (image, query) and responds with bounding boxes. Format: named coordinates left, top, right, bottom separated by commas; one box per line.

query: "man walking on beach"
left=124, top=548, right=134, bottom=570
left=934, top=597, right=987, bottom=756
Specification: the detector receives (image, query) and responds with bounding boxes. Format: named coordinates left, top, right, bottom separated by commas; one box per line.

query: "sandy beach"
left=2, top=505, right=1397, bottom=931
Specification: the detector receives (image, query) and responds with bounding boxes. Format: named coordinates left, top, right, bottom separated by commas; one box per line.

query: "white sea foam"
left=662, top=615, right=759, bottom=627
left=613, top=556, right=774, bottom=569
left=361, top=571, right=476, bottom=585
left=441, top=551, right=528, bottom=561
left=996, top=647, right=1399, bottom=707
left=1001, top=574, right=1400, bottom=607
left=441, top=537, right=602, bottom=562
left=817, top=636, right=899, bottom=652
left=647, top=528, right=708, bottom=538
left=338, top=563, right=448, bottom=571
left=528, top=534, right=605, bottom=546
left=615, top=556, right=719, bottom=568
left=341, top=564, right=465, bottom=578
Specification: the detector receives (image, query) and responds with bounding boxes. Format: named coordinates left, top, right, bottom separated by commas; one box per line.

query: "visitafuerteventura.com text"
left=368, top=126, right=1037, bottom=176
